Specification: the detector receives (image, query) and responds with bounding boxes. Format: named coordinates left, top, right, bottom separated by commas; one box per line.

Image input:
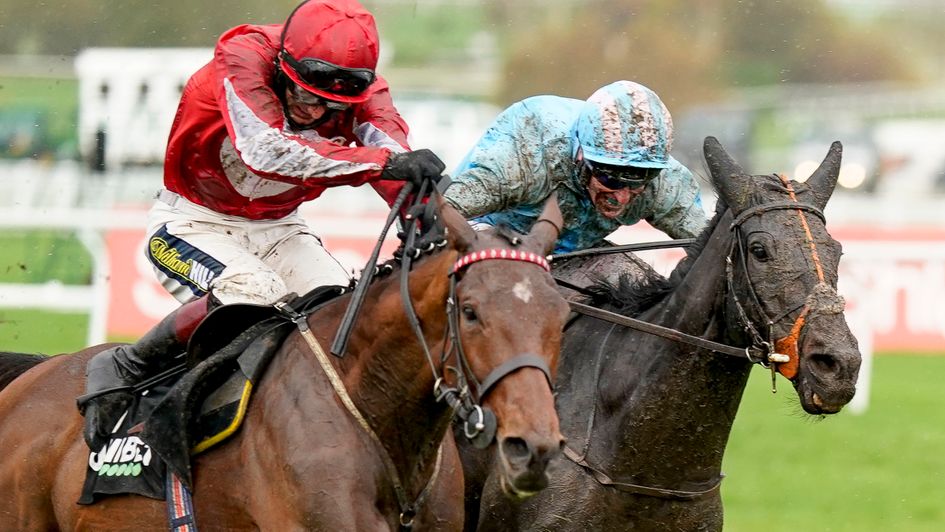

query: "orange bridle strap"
left=772, top=174, right=824, bottom=379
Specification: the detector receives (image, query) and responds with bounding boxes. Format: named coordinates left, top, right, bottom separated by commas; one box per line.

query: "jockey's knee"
left=210, top=270, right=289, bottom=306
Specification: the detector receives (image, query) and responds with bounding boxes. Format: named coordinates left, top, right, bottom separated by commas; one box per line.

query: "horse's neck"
left=342, top=251, right=456, bottom=482
left=591, top=220, right=753, bottom=485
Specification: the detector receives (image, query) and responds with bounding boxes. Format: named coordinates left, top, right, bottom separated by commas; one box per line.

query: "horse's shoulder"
left=1, top=349, right=99, bottom=392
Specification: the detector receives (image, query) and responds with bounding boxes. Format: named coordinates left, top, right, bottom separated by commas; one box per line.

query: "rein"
left=559, top=320, right=724, bottom=501
left=293, top=183, right=557, bottom=528
left=563, top=446, right=723, bottom=500
left=280, top=303, right=443, bottom=530
left=558, top=175, right=841, bottom=500
left=330, top=181, right=416, bottom=357
left=549, top=238, right=696, bottom=262
left=304, top=181, right=443, bottom=529
left=552, top=238, right=769, bottom=364
left=568, top=301, right=764, bottom=362
left=726, top=175, right=843, bottom=386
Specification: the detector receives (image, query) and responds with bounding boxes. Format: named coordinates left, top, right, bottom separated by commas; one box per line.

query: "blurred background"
left=0, top=0, right=942, bottom=529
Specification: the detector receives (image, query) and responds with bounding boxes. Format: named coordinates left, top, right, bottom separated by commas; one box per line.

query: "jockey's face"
left=587, top=174, right=645, bottom=219
left=577, top=149, right=657, bottom=219
left=284, top=82, right=349, bottom=127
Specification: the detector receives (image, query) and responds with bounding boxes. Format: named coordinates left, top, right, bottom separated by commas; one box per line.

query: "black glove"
left=381, top=149, right=446, bottom=186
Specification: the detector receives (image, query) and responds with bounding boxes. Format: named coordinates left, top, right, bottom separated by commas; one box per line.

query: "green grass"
left=0, top=231, right=94, bottom=353
left=0, top=308, right=88, bottom=354
left=0, top=230, right=92, bottom=284
left=723, top=355, right=945, bottom=531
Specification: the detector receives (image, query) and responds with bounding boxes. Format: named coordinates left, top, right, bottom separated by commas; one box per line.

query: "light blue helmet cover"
left=571, top=80, right=674, bottom=168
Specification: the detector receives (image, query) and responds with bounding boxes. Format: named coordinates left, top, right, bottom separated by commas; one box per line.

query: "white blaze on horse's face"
left=512, top=277, right=533, bottom=304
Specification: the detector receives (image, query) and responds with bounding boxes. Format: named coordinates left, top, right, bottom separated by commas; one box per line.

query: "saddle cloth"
left=78, top=286, right=343, bottom=503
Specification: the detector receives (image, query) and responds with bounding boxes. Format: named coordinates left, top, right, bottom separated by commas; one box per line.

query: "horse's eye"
left=749, top=242, right=770, bottom=261
left=462, top=305, right=478, bottom=322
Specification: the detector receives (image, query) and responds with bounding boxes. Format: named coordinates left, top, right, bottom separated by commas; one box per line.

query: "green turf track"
left=724, top=354, right=944, bottom=531
left=0, top=309, right=88, bottom=355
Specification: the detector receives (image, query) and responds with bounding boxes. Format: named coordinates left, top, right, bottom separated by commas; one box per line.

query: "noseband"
left=726, top=174, right=845, bottom=383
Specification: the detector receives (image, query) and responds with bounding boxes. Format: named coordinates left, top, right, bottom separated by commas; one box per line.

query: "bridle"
left=565, top=174, right=845, bottom=385
left=562, top=173, right=846, bottom=500
left=379, top=215, right=555, bottom=527
left=298, top=180, right=556, bottom=528
left=435, top=248, right=555, bottom=448
left=726, top=174, right=845, bottom=383
left=389, top=182, right=558, bottom=451
left=396, top=216, right=557, bottom=449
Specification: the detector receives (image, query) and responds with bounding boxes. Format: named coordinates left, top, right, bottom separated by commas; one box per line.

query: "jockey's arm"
left=644, top=159, right=709, bottom=239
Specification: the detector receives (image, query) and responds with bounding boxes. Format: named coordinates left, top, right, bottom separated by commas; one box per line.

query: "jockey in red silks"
left=77, top=0, right=445, bottom=450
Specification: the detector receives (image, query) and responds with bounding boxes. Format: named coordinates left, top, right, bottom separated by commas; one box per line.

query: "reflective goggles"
left=288, top=82, right=351, bottom=111
left=584, top=159, right=662, bottom=190
left=281, top=51, right=376, bottom=97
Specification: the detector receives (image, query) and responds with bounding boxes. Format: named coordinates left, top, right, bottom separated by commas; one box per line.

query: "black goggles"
left=584, top=159, right=662, bottom=190
left=288, top=82, right=350, bottom=111
left=281, top=51, right=376, bottom=97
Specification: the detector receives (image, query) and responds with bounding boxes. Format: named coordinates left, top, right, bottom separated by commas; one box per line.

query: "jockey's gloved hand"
left=381, top=149, right=446, bottom=187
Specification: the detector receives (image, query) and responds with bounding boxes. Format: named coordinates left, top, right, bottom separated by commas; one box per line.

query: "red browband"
left=452, top=249, right=551, bottom=274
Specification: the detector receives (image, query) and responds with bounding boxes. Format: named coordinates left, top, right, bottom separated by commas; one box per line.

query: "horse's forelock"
left=492, top=224, right=526, bottom=247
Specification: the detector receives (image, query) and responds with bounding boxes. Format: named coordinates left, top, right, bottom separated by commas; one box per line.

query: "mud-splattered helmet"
left=572, top=80, right=674, bottom=168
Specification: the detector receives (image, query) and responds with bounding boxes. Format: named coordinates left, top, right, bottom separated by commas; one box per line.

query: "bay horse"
left=0, top=195, right=570, bottom=530
left=459, top=137, right=862, bottom=531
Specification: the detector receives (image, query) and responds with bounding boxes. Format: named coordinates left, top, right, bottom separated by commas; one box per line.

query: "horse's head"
left=438, top=194, right=569, bottom=497
left=704, top=137, right=861, bottom=414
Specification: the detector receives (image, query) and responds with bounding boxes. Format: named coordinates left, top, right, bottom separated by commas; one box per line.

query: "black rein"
left=550, top=239, right=766, bottom=364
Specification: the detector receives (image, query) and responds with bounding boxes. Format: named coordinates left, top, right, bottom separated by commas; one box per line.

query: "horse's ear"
left=805, top=141, right=843, bottom=209
left=435, top=191, right=476, bottom=252
left=527, top=191, right=563, bottom=256
left=704, top=136, right=751, bottom=213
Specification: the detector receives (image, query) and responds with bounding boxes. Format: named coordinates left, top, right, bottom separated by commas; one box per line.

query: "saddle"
left=552, top=245, right=661, bottom=299
left=78, top=285, right=345, bottom=504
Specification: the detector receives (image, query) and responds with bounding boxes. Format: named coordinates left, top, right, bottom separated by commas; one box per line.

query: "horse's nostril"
left=501, top=437, right=531, bottom=463
left=810, top=353, right=838, bottom=374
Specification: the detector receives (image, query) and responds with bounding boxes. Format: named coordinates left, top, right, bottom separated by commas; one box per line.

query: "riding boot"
left=78, top=294, right=214, bottom=450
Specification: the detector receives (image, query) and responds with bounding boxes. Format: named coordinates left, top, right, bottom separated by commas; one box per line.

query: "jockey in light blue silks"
left=444, top=80, right=707, bottom=253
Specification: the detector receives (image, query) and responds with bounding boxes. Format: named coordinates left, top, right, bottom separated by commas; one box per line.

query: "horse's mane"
left=585, top=196, right=730, bottom=318
left=0, top=352, right=47, bottom=392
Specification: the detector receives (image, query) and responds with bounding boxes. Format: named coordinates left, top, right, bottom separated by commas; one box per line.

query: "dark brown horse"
left=0, top=196, right=570, bottom=530
left=460, top=137, right=862, bottom=531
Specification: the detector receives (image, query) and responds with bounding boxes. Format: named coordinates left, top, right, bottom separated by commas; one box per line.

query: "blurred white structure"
left=394, top=95, right=499, bottom=171
left=75, top=48, right=212, bottom=170
left=872, top=119, right=945, bottom=198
